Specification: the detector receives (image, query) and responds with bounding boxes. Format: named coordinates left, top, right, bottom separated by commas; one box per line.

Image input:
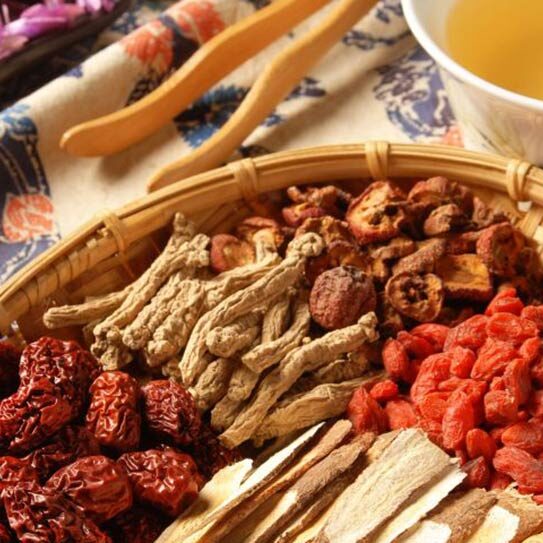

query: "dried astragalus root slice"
left=253, top=372, right=384, bottom=444
left=179, top=233, right=325, bottom=387
left=220, top=312, right=378, bottom=448
left=435, top=254, right=493, bottom=302
left=386, top=272, right=444, bottom=323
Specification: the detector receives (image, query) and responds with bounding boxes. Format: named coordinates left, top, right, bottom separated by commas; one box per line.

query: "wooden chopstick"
left=60, top=0, right=332, bottom=157
left=147, top=0, right=378, bottom=192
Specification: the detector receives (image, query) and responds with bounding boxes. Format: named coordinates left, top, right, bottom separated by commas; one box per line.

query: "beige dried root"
left=261, top=292, right=292, bottom=343
left=161, top=358, right=183, bottom=381
left=220, top=312, right=378, bottom=448
left=211, top=394, right=246, bottom=433
left=190, top=358, right=234, bottom=412
left=144, top=279, right=206, bottom=367
left=253, top=371, right=385, bottom=444
left=91, top=214, right=209, bottom=369
left=206, top=311, right=262, bottom=359
left=226, top=362, right=261, bottom=403
left=43, top=287, right=131, bottom=329
left=180, top=233, right=325, bottom=386
left=242, top=296, right=311, bottom=373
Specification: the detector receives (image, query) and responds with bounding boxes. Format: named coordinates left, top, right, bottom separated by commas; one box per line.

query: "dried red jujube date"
left=47, top=455, right=132, bottom=524
left=4, top=482, right=111, bottom=543
left=23, top=425, right=101, bottom=482
left=141, top=380, right=201, bottom=446
left=118, top=448, right=203, bottom=517
left=0, top=341, right=20, bottom=400
left=104, top=505, right=168, bottom=543
left=19, top=337, right=99, bottom=418
left=0, top=522, right=10, bottom=543
left=0, top=456, right=39, bottom=492
left=0, top=378, right=73, bottom=454
left=86, top=371, right=141, bottom=453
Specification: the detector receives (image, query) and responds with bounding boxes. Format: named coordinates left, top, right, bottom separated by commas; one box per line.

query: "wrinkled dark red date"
left=141, top=380, right=201, bottom=446
left=118, top=448, right=203, bottom=517
left=0, top=341, right=20, bottom=400
left=3, top=483, right=111, bottom=543
left=46, top=455, right=133, bottom=524
left=23, top=425, right=101, bottom=482
left=0, top=455, right=38, bottom=492
left=0, top=522, right=10, bottom=543
left=86, top=371, right=141, bottom=453
left=104, top=506, right=168, bottom=543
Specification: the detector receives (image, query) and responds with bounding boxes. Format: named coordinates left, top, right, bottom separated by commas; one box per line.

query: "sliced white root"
left=399, top=520, right=452, bottom=543
left=466, top=504, right=520, bottom=543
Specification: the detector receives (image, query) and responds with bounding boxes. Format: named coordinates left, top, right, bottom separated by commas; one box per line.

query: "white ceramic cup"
left=402, top=0, right=543, bottom=165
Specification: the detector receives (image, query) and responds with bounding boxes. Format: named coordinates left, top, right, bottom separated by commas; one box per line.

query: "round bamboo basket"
left=2, top=141, right=543, bottom=343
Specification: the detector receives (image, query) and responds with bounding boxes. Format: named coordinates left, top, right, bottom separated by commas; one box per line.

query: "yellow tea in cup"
left=447, top=0, right=543, bottom=101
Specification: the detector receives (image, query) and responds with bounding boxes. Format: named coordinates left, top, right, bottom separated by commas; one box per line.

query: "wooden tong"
left=61, top=0, right=378, bottom=191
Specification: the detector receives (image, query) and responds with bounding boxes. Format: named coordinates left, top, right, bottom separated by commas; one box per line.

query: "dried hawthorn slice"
left=347, top=387, right=388, bottom=434
left=352, top=181, right=406, bottom=209
left=210, top=234, right=256, bottom=273
left=476, top=222, right=525, bottom=277
left=444, top=230, right=481, bottom=255
left=435, top=254, right=493, bottom=302
left=286, top=185, right=352, bottom=212
left=486, top=313, right=538, bottom=346
left=346, top=202, right=407, bottom=246
left=493, top=446, right=543, bottom=494
left=472, top=196, right=507, bottom=229
left=236, top=216, right=284, bottom=249
left=86, top=371, right=141, bottom=453
left=466, top=428, right=496, bottom=463
left=118, top=448, right=203, bottom=517
left=385, top=272, right=444, bottom=323
left=47, top=455, right=132, bottom=524
left=141, top=380, right=201, bottom=446
left=407, top=176, right=472, bottom=212
left=0, top=378, right=73, bottom=454
left=296, top=216, right=352, bottom=246
left=442, top=390, right=475, bottom=450
left=393, top=239, right=447, bottom=275
left=410, top=323, right=450, bottom=352
left=484, top=390, right=518, bottom=425
left=471, top=339, right=518, bottom=381
left=309, top=266, right=376, bottom=330
left=371, top=236, right=416, bottom=261
left=23, top=425, right=101, bottom=482
left=376, top=292, right=405, bottom=339
left=0, top=455, right=39, bottom=492
left=4, top=482, right=111, bottom=543
left=423, top=204, right=470, bottom=237
left=282, top=202, right=327, bottom=228
left=384, top=398, right=418, bottom=430
left=104, top=505, right=168, bottom=543
left=444, top=314, right=489, bottom=351
left=501, top=421, right=543, bottom=455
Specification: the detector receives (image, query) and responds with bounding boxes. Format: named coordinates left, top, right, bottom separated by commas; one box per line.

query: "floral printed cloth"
left=0, top=0, right=462, bottom=282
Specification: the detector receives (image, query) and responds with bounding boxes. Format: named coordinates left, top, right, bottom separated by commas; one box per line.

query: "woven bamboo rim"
left=3, top=141, right=543, bottom=339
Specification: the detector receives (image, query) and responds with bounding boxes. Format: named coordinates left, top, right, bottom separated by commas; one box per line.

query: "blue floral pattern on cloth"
left=0, top=105, right=59, bottom=282
left=373, top=46, right=455, bottom=139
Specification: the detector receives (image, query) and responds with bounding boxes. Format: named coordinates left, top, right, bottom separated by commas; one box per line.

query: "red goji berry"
left=417, top=417, right=444, bottom=448
left=529, top=390, right=543, bottom=417
left=485, top=288, right=524, bottom=316
left=396, top=331, right=436, bottom=360
left=517, top=410, right=530, bottom=422
left=449, top=347, right=476, bottom=378
left=382, top=339, right=410, bottom=382
left=462, top=456, right=490, bottom=489
left=519, top=336, right=541, bottom=363
left=489, top=470, right=512, bottom=490
left=410, top=353, right=452, bottom=406
left=410, top=323, right=450, bottom=352
left=532, top=360, right=543, bottom=388
left=490, top=426, right=506, bottom=445
left=347, top=387, right=388, bottom=434
left=501, top=421, right=543, bottom=455
left=490, top=377, right=505, bottom=391
left=471, top=339, right=518, bottom=381
left=503, top=358, right=531, bottom=406
left=417, top=392, right=450, bottom=423
left=369, top=380, right=399, bottom=403
left=455, top=448, right=468, bottom=466
left=444, top=315, right=488, bottom=352
left=493, top=446, right=543, bottom=494
left=484, top=390, right=518, bottom=425
left=521, top=305, right=543, bottom=330
left=442, top=390, right=475, bottom=450
left=466, top=428, right=497, bottom=463
left=438, top=378, right=487, bottom=423
left=486, top=313, right=538, bottom=347
left=384, top=398, right=418, bottom=430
